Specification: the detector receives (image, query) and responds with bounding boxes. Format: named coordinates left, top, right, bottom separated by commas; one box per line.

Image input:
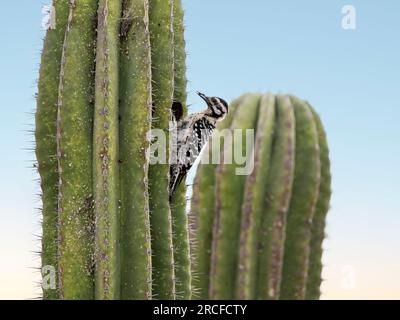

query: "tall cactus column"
left=190, top=93, right=331, bottom=300
left=36, top=0, right=191, bottom=300
left=170, top=1, right=192, bottom=300
left=209, top=94, right=260, bottom=299
left=36, top=0, right=69, bottom=300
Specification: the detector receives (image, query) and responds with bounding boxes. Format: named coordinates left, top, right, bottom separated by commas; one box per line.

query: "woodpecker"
left=169, top=91, right=229, bottom=200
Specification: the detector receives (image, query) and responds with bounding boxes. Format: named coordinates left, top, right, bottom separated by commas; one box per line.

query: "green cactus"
left=36, top=0, right=331, bottom=301
left=190, top=93, right=331, bottom=300
left=35, top=0, right=191, bottom=300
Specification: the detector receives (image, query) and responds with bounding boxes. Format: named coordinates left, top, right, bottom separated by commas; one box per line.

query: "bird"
left=169, top=91, right=229, bottom=201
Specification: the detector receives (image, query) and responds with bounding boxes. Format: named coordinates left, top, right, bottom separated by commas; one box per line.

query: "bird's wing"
left=169, top=116, right=216, bottom=199
left=169, top=163, right=188, bottom=201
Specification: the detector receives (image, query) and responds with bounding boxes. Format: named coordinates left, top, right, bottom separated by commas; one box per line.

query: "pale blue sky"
left=0, top=1, right=399, bottom=299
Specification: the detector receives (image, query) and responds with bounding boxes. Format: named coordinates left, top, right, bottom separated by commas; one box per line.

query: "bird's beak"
left=197, top=91, right=209, bottom=103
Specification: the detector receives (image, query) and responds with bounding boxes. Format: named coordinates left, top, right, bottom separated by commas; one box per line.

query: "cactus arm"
left=148, top=0, right=176, bottom=299
left=279, top=97, right=321, bottom=300
left=305, top=108, right=332, bottom=300
left=93, top=0, right=122, bottom=300
left=36, top=0, right=69, bottom=300
left=189, top=96, right=243, bottom=299
left=236, top=93, right=276, bottom=299
left=170, top=0, right=191, bottom=300
left=209, top=94, right=261, bottom=299
left=56, top=0, right=98, bottom=299
left=255, top=95, right=296, bottom=299
left=119, top=0, right=153, bottom=300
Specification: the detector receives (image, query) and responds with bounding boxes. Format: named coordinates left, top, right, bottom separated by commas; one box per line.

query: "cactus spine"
left=36, top=0, right=190, bottom=300
left=190, top=93, right=331, bottom=300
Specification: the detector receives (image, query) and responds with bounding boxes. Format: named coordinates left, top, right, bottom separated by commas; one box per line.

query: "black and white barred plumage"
left=169, top=92, right=228, bottom=200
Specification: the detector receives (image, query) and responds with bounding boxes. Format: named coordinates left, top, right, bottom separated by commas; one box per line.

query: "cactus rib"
left=279, top=96, right=321, bottom=300
left=56, top=0, right=98, bottom=300
left=170, top=0, right=192, bottom=300
left=148, top=0, right=176, bottom=299
left=255, top=95, right=296, bottom=299
left=305, top=108, right=332, bottom=300
left=93, top=0, right=122, bottom=300
left=236, top=93, right=276, bottom=299
left=209, top=94, right=261, bottom=299
left=119, top=0, right=153, bottom=300
left=189, top=95, right=244, bottom=299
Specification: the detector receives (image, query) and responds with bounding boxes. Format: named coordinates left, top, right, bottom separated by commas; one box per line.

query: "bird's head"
left=197, top=91, right=228, bottom=121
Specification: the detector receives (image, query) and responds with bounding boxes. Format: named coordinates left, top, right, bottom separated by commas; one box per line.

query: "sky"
left=0, top=0, right=399, bottom=299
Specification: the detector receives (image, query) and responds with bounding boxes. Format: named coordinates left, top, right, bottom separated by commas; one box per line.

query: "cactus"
left=190, top=93, right=331, bottom=300
left=35, top=0, right=191, bottom=300
left=36, top=0, right=331, bottom=301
